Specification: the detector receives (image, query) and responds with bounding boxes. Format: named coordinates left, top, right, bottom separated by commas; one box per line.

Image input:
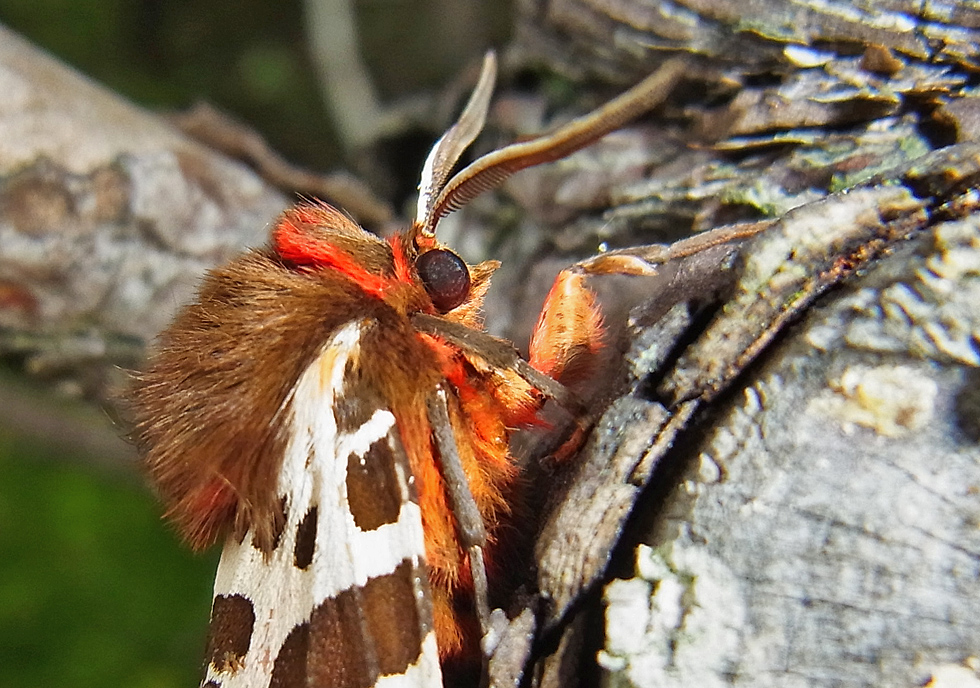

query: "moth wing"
left=201, top=320, right=442, bottom=688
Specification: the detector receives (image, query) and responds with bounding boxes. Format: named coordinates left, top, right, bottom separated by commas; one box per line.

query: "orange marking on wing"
left=529, top=269, right=605, bottom=383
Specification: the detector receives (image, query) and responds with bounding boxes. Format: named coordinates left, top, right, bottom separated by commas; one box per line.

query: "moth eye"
left=416, top=249, right=471, bottom=313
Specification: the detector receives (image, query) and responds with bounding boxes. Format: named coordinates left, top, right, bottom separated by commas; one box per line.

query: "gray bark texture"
left=500, top=2, right=980, bottom=688
left=0, top=25, right=288, bottom=400
left=1, top=2, right=978, bottom=687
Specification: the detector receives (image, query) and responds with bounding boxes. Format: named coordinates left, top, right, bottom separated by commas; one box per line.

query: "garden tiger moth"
left=130, top=52, right=687, bottom=687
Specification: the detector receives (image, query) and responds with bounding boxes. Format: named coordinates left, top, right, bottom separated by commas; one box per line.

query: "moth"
left=130, top=53, right=688, bottom=687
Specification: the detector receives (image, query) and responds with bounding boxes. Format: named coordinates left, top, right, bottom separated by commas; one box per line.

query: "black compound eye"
left=416, top=249, right=471, bottom=313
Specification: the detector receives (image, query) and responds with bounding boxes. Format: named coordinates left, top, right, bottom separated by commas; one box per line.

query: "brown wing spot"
left=346, top=437, right=402, bottom=531
left=333, top=358, right=376, bottom=434
left=205, top=594, right=255, bottom=673
left=360, top=559, right=425, bottom=675
left=305, top=589, right=376, bottom=688
left=294, top=506, right=317, bottom=570
left=303, top=559, right=425, bottom=687
left=269, top=620, right=310, bottom=688
left=202, top=682, right=221, bottom=688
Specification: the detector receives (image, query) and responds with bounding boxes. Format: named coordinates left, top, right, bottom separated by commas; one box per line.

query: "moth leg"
left=425, top=386, right=493, bottom=644
left=413, top=314, right=583, bottom=415
left=414, top=313, right=593, bottom=466
left=575, top=220, right=772, bottom=277
left=529, top=220, right=774, bottom=382
left=527, top=220, right=772, bottom=460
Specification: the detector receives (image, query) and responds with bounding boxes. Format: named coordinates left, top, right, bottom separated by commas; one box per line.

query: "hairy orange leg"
left=528, top=221, right=774, bottom=461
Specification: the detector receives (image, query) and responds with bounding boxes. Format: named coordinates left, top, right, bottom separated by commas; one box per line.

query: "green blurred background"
left=0, top=2, right=509, bottom=686
left=0, top=425, right=218, bottom=688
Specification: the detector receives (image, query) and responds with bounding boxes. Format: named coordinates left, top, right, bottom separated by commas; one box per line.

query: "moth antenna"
left=424, top=57, right=688, bottom=234
left=415, top=51, right=498, bottom=239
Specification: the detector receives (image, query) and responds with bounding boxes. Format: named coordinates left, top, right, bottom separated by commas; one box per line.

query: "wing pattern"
left=202, top=321, right=442, bottom=688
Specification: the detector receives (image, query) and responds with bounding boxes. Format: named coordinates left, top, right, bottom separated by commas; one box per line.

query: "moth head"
left=409, top=47, right=675, bottom=307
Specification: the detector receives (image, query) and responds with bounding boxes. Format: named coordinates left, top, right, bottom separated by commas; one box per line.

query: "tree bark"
left=499, top=3, right=980, bottom=687
left=0, top=24, right=287, bottom=402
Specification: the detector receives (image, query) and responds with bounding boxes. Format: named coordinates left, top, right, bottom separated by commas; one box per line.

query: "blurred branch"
left=0, top=371, right=137, bottom=478
left=303, top=0, right=383, bottom=152
left=169, top=102, right=392, bottom=226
